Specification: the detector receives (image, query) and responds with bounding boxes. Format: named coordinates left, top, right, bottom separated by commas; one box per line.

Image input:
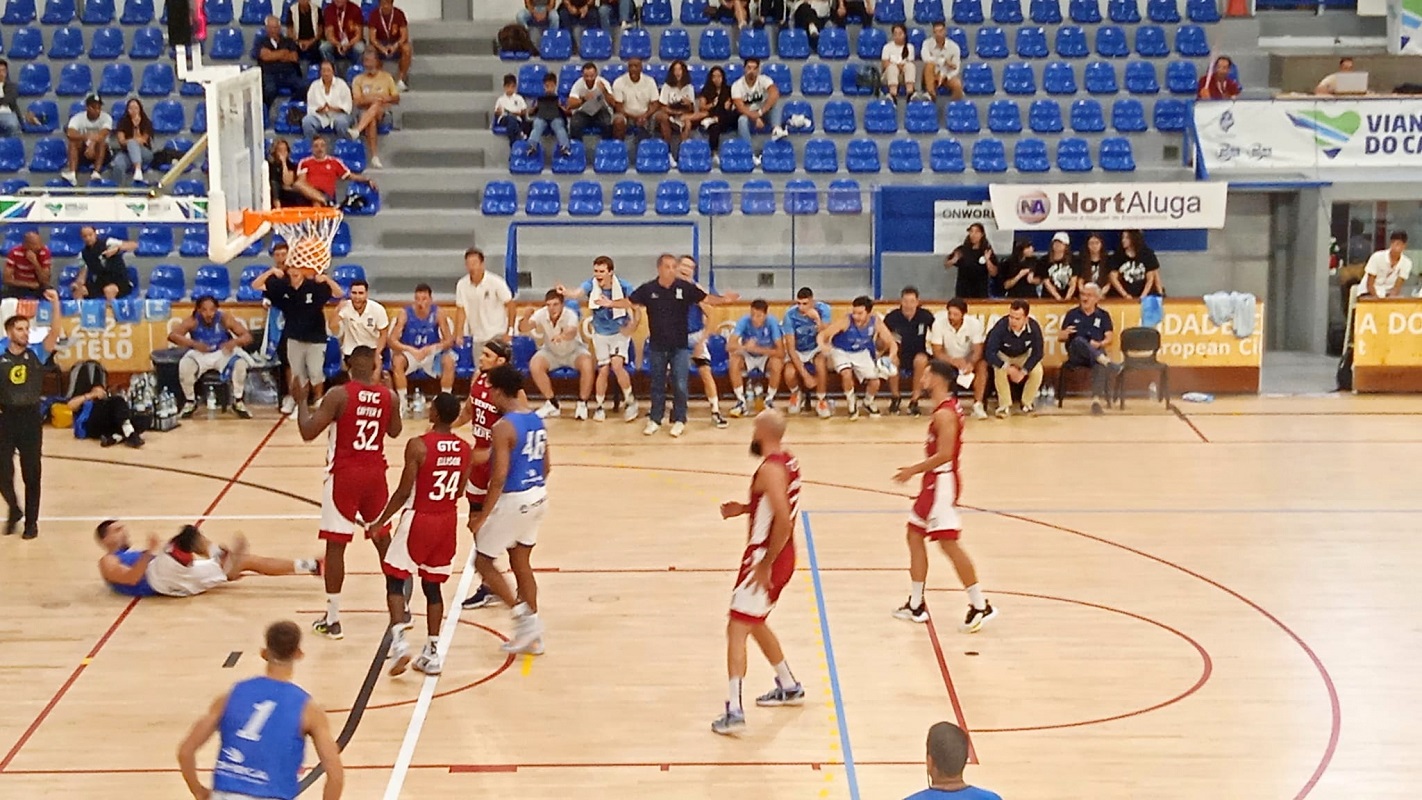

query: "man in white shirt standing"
left=926, top=297, right=988, bottom=419
left=302, top=61, right=354, bottom=139
left=611, top=57, right=661, bottom=141
left=920, top=21, right=963, bottom=101
left=1359, top=231, right=1414, bottom=298
left=62, top=93, right=112, bottom=185
left=731, top=57, right=785, bottom=157
left=454, top=247, right=516, bottom=358
left=336, top=278, right=389, bottom=357
left=568, top=61, right=614, bottom=139
left=520, top=289, right=595, bottom=420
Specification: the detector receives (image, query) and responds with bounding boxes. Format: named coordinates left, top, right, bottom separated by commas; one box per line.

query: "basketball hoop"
left=242, top=206, right=344, bottom=274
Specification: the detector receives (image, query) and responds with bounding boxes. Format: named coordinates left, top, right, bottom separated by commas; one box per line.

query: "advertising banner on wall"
left=1386, top=0, right=1422, bottom=54
left=987, top=182, right=1227, bottom=231
left=932, top=199, right=1013, bottom=254
left=1194, top=98, right=1422, bottom=171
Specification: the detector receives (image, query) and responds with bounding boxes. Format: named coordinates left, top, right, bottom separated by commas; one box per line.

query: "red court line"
left=924, top=616, right=977, bottom=766
left=1171, top=406, right=1211, bottom=443
left=0, top=417, right=287, bottom=774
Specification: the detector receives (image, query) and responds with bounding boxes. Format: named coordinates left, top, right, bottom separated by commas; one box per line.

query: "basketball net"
left=242, top=207, right=343, bottom=275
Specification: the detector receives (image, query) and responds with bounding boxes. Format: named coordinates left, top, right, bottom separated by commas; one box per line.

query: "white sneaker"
left=643, top=420, right=660, bottom=435
left=388, top=638, right=412, bottom=676
left=502, top=613, right=545, bottom=653
left=370, top=155, right=384, bottom=169
left=536, top=400, right=560, bottom=419
left=701, top=116, right=715, bottom=130
left=412, top=642, right=443, bottom=675
left=771, top=126, right=788, bottom=141
left=972, top=402, right=988, bottom=420
left=60, top=169, right=77, bottom=185
left=623, top=401, right=638, bottom=422
left=620, top=20, right=631, bottom=30
left=90, top=170, right=103, bottom=181
left=132, top=166, right=144, bottom=182
left=593, top=405, right=606, bottom=422
left=346, top=126, right=361, bottom=140
left=574, top=401, right=589, bottom=420
left=669, top=421, right=685, bottom=437
left=280, top=396, right=297, bottom=416
left=669, top=154, right=678, bottom=169
left=396, top=79, right=408, bottom=92
left=752, top=154, right=762, bottom=168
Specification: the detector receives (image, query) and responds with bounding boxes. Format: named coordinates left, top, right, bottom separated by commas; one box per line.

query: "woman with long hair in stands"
left=696, top=66, right=738, bottom=159
left=266, top=138, right=328, bottom=208
left=657, top=60, right=697, bottom=151
left=1075, top=231, right=1112, bottom=294
left=944, top=223, right=998, bottom=299
left=1108, top=229, right=1164, bottom=299
left=112, top=98, right=153, bottom=185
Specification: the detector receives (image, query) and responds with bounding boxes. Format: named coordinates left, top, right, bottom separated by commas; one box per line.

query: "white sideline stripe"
left=381, top=547, right=483, bottom=800
left=38, top=514, right=322, bottom=522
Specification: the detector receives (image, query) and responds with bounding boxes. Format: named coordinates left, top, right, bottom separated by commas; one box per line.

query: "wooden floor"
left=1, top=393, right=1419, bottom=799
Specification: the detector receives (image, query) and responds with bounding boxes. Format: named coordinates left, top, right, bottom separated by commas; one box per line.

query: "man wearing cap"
left=62, top=93, right=113, bottom=186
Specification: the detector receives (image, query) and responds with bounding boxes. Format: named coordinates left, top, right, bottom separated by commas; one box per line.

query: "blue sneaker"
left=755, top=681, right=805, bottom=707
left=711, top=704, right=746, bottom=735
left=462, top=585, right=500, bottom=609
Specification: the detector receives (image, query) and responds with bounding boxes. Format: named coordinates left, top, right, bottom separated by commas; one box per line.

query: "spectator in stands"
left=656, top=60, right=698, bottom=155
left=612, top=58, right=661, bottom=142
left=366, top=0, right=412, bottom=92
left=107, top=99, right=155, bottom=186
left=303, top=62, right=354, bottom=139
left=782, top=286, right=832, bottom=418
left=944, top=223, right=997, bottom=299
left=1314, top=57, right=1355, bottom=96
left=984, top=298, right=1043, bottom=418
left=1108, top=229, right=1163, bottom=298
left=254, top=15, right=306, bottom=114
left=268, top=138, right=327, bottom=207
left=349, top=49, right=400, bottom=170
left=169, top=296, right=255, bottom=420
left=904, top=721, right=1002, bottom=800
left=727, top=298, right=786, bottom=417
left=818, top=295, right=897, bottom=419
left=568, top=62, right=614, bottom=139
left=999, top=238, right=1039, bottom=299
left=881, top=25, right=917, bottom=101
left=297, top=135, right=376, bottom=205
left=696, top=66, right=738, bottom=158
left=1059, top=283, right=1120, bottom=416
left=711, top=0, right=752, bottom=28
left=1197, top=55, right=1241, bottom=100
left=3, top=231, right=52, bottom=300
left=335, top=278, right=390, bottom=357
left=454, top=247, right=515, bottom=354
left=321, top=0, right=367, bottom=71
left=883, top=286, right=934, bottom=415
left=731, top=58, right=785, bottom=156
left=1359, top=231, right=1412, bottom=298
left=927, top=297, right=987, bottom=419
left=495, top=75, right=530, bottom=153
left=556, top=256, right=639, bottom=422
left=517, top=0, right=561, bottom=32
left=1075, top=231, right=1111, bottom=294
left=283, top=0, right=324, bottom=66
left=252, top=247, right=344, bottom=413
left=607, top=0, right=638, bottom=30
left=790, top=0, right=830, bottom=50
left=831, top=0, right=874, bottom=27
left=1038, top=232, right=1078, bottom=301
left=390, top=282, right=457, bottom=406
left=527, top=72, right=573, bottom=158
left=0, top=61, right=38, bottom=138
left=559, top=0, right=607, bottom=38
left=62, top=94, right=113, bottom=187
left=72, top=227, right=136, bottom=301
left=521, top=289, right=595, bottom=420
left=920, top=22, right=963, bottom=101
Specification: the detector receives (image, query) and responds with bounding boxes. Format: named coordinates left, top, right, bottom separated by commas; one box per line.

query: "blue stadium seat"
left=659, top=28, right=691, bottom=60
left=1166, top=60, right=1198, bottom=94
left=877, top=0, right=907, bottom=21
left=655, top=179, right=690, bottom=215
left=945, top=100, right=980, bottom=133
left=1175, top=25, right=1209, bottom=57
left=83, top=0, right=114, bottom=21
left=822, top=100, right=856, bottom=133
left=1111, top=98, right=1147, bottom=131
left=130, top=26, right=163, bottom=58
left=987, top=100, right=1022, bottom=133
left=1015, top=26, right=1048, bottom=58
left=2, top=0, right=34, bottom=21
left=333, top=139, right=365, bottom=173
left=48, top=225, right=81, bottom=257
left=56, top=64, right=92, bottom=96
left=509, top=336, right=536, bottom=373
left=857, top=27, right=887, bottom=60
left=962, top=63, right=995, bottom=95
left=992, top=0, right=1023, bottom=22
left=481, top=181, right=517, bottom=215
left=781, top=100, right=816, bottom=133
left=1187, top=0, right=1219, bottom=22
left=739, top=28, right=770, bottom=59
left=177, top=226, right=206, bottom=257
left=517, top=64, right=546, bottom=97
left=1085, top=61, right=1118, bottom=94
left=681, top=0, right=709, bottom=23
left=804, top=138, right=838, bottom=173
left=8, top=28, right=43, bottom=61
left=1057, top=137, right=1093, bottom=171
left=525, top=181, right=561, bottom=215
left=0, top=142, right=24, bottom=173
left=1096, top=25, right=1128, bottom=58
left=1100, top=137, right=1136, bottom=171
left=1148, top=0, right=1180, bottom=20
left=120, top=0, right=153, bottom=23
left=555, top=63, right=581, bottom=96
left=904, top=100, right=939, bottom=133
left=718, top=139, right=754, bottom=173
left=1069, top=0, right=1100, bottom=22
left=209, top=27, right=244, bottom=60
left=568, top=181, right=604, bottom=216
left=840, top=64, right=872, bottom=96
left=643, top=0, right=672, bottom=23
left=328, top=265, right=365, bottom=295
left=89, top=26, right=125, bottom=59
left=1134, top=25, right=1169, bottom=58
left=239, top=0, right=269, bottom=24
left=1070, top=98, right=1106, bottom=132
left=784, top=179, right=819, bottom=214
left=42, top=0, right=74, bottom=23
left=863, top=99, right=898, bottom=134
left=1125, top=61, right=1160, bottom=93
left=234, top=265, right=267, bottom=302
left=1044, top=61, right=1077, bottom=94
left=344, top=182, right=380, bottom=215
left=778, top=28, right=810, bottom=59
left=57, top=265, right=82, bottom=300
left=827, top=179, right=862, bottom=213
left=620, top=28, right=652, bottom=59
left=698, top=180, right=732, bottom=215
left=761, top=139, right=796, bottom=173
left=20, top=100, right=57, bottom=133
left=1110, top=0, right=1140, bottom=20
left=971, top=139, right=1007, bottom=172
left=740, top=180, right=775, bottom=215
left=801, top=63, right=833, bottom=95
left=580, top=29, right=612, bottom=59
left=915, top=0, right=945, bottom=22
left=677, top=139, right=712, bottom=173
left=1014, top=138, right=1050, bottom=172
left=1056, top=25, right=1088, bottom=58
left=1029, top=0, right=1061, bottom=22
left=947, top=25, right=970, bottom=53
left=817, top=27, right=849, bottom=59
left=1153, top=98, right=1187, bottom=131
left=636, top=139, right=671, bottom=174
left=193, top=265, right=232, bottom=301
left=552, top=141, right=586, bottom=174
left=1002, top=62, right=1036, bottom=94
left=272, top=100, right=302, bottom=134
left=976, top=26, right=1009, bottom=59
left=887, top=138, right=922, bottom=173
left=509, top=143, right=544, bottom=174
left=845, top=138, right=880, bottom=173
left=763, top=62, right=792, bottom=95
left=540, top=29, right=572, bottom=60
left=594, top=140, right=629, bottom=174
left=699, top=28, right=731, bottom=60
left=146, top=265, right=186, bottom=300
left=48, top=26, right=83, bottom=60
left=99, top=63, right=134, bottom=96
left=140, top=62, right=175, bottom=96
left=204, top=0, right=233, bottom=25
left=952, top=0, right=983, bottom=23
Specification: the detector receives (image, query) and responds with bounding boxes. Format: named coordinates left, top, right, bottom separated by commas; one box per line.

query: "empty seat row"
left=0, top=0, right=331, bottom=27
left=12, top=61, right=177, bottom=97
left=0, top=25, right=168, bottom=60
left=482, top=178, right=866, bottom=217
left=798, top=96, right=1186, bottom=134
left=609, top=0, right=1216, bottom=28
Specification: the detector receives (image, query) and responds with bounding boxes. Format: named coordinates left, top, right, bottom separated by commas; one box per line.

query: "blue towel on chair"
left=78, top=299, right=108, bottom=330
left=34, top=302, right=53, bottom=325
left=144, top=299, right=173, bottom=320
left=112, top=297, right=144, bottom=323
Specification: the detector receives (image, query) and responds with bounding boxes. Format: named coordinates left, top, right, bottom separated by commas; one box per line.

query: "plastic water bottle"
left=1148, top=382, right=1159, bottom=403
left=206, top=386, right=218, bottom=418
left=411, top=393, right=426, bottom=418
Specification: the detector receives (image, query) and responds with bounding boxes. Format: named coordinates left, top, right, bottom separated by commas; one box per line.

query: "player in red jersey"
left=455, top=339, right=520, bottom=610
left=367, top=392, right=472, bottom=677
left=711, top=410, right=805, bottom=736
left=892, top=359, right=996, bottom=632
left=293, top=345, right=403, bottom=640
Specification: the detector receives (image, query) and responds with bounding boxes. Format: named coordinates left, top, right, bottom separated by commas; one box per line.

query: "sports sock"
left=389, top=622, right=405, bottom=641
left=512, top=601, right=531, bottom=619
left=846, top=391, right=857, bottom=411
left=210, top=545, right=226, bottom=563
left=708, top=394, right=720, bottom=413
left=595, top=392, right=606, bottom=407
left=326, top=594, right=341, bottom=624
left=909, top=581, right=925, bottom=608
left=728, top=677, right=744, bottom=714
left=965, top=583, right=985, bottom=610
left=733, top=386, right=746, bottom=402
left=622, top=386, right=634, bottom=401
left=295, top=558, right=318, bottom=573
left=426, top=635, right=440, bottom=650
left=773, top=660, right=797, bottom=688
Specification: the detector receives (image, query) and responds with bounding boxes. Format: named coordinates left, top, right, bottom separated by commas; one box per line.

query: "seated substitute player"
left=367, top=392, right=472, bottom=677
left=728, top=298, right=785, bottom=418
left=817, top=295, right=897, bottom=419
left=98, top=520, right=321, bottom=598
left=890, top=360, right=996, bottom=632
left=882, top=285, right=936, bottom=416
left=520, top=289, right=595, bottom=420
left=556, top=256, right=638, bottom=422
left=781, top=287, right=833, bottom=418
left=712, top=410, right=804, bottom=736
left=168, top=295, right=255, bottom=420
left=389, top=283, right=457, bottom=413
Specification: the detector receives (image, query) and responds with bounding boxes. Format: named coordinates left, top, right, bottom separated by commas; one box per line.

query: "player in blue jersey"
left=169, top=296, right=255, bottom=420
left=781, top=287, right=833, bottom=419
left=817, top=295, right=898, bottom=419
left=98, top=520, right=320, bottom=598
left=469, top=365, right=551, bottom=656
left=390, top=283, right=457, bottom=414
left=902, top=722, right=1001, bottom=800
left=678, top=255, right=731, bottom=428
left=557, top=256, right=640, bottom=422
left=727, top=299, right=785, bottom=418
left=178, top=620, right=344, bottom=800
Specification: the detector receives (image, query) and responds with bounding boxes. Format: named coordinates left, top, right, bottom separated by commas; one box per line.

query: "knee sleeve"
left=422, top=579, right=442, bottom=605
left=385, top=574, right=406, bottom=596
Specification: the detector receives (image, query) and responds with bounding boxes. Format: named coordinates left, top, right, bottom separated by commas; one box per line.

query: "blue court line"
left=801, top=510, right=861, bottom=800
left=806, top=507, right=1416, bottom=516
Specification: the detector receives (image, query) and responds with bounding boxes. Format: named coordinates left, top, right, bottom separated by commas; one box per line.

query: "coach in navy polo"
left=1058, top=282, right=1121, bottom=415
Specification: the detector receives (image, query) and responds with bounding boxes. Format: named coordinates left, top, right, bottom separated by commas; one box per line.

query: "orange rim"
left=242, top=206, right=343, bottom=236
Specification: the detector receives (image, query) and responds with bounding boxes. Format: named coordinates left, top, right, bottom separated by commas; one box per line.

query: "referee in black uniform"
left=0, top=290, right=62, bottom=539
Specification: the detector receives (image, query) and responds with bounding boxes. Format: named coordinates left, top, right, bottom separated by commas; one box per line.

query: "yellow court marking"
left=520, top=654, right=535, bottom=676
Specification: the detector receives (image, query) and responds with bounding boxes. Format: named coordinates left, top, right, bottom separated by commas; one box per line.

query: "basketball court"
left=0, top=395, right=1413, bottom=799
